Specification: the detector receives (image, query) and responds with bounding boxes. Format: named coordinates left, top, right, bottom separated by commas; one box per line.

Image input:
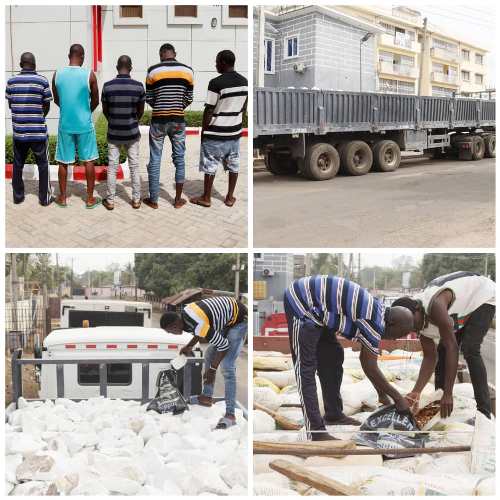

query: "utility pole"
left=418, top=17, right=429, bottom=96
left=234, top=254, right=241, bottom=300
left=358, top=254, right=361, bottom=281
left=70, top=258, right=74, bottom=298
left=305, top=254, right=312, bottom=275
left=56, top=253, right=62, bottom=302
left=484, top=255, right=489, bottom=277
left=11, top=253, right=19, bottom=332
left=338, top=254, right=344, bottom=277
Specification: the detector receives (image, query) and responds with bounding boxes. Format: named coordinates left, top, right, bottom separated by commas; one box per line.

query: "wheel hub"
left=317, top=153, right=331, bottom=171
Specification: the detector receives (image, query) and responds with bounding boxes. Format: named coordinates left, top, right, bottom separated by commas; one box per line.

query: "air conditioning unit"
left=262, top=268, right=275, bottom=277
left=293, top=63, right=306, bottom=73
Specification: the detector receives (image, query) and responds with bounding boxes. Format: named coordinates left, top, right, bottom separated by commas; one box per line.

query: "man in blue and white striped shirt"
left=284, top=275, right=414, bottom=440
left=5, top=52, right=53, bottom=206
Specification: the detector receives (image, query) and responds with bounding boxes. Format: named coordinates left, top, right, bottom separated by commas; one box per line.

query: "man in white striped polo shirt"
left=160, top=296, right=248, bottom=429
left=190, top=50, right=248, bottom=208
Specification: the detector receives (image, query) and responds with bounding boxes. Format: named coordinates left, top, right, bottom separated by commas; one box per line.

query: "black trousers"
left=285, top=301, right=344, bottom=439
left=13, top=139, right=51, bottom=205
left=435, top=303, right=495, bottom=417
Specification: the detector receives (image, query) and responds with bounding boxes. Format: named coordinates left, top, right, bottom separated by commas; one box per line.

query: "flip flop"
left=190, top=198, right=211, bottom=208
left=55, top=199, right=67, bottom=208
left=86, top=197, right=102, bottom=209
left=215, top=416, right=236, bottom=430
left=190, top=395, right=213, bottom=407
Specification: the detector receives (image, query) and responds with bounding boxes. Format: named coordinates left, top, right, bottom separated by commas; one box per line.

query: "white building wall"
left=6, top=5, right=248, bottom=135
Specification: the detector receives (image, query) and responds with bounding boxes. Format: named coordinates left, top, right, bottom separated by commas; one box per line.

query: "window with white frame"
left=284, top=36, right=298, bottom=59
left=264, top=39, right=275, bottom=74
left=461, top=49, right=470, bottom=61
left=475, top=53, right=484, bottom=65
left=475, top=73, right=484, bottom=85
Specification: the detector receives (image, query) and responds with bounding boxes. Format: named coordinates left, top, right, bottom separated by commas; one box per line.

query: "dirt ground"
left=5, top=353, right=39, bottom=406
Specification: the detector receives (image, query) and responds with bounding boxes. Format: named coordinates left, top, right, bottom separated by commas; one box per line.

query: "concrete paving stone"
left=6, top=134, right=248, bottom=248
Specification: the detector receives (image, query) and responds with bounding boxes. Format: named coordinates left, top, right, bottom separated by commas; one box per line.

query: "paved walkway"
left=6, top=134, right=248, bottom=248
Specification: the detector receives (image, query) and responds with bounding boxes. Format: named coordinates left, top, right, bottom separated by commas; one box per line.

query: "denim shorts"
left=199, top=138, right=240, bottom=175
left=55, top=128, right=99, bottom=164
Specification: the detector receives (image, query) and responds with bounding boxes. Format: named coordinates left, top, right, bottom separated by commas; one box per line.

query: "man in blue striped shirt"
left=284, top=275, right=414, bottom=440
left=5, top=52, right=53, bottom=205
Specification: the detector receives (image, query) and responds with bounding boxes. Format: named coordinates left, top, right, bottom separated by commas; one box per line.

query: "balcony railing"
left=379, top=61, right=417, bottom=78
left=380, top=32, right=417, bottom=51
left=432, top=72, right=458, bottom=85
left=431, top=47, right=459, bottom=62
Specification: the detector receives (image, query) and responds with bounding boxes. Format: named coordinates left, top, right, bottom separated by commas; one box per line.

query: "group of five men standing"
left=6, top=43, right=248, bottom=210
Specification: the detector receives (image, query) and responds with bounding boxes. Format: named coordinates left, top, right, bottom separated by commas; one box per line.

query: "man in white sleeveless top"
left=393, top=271, right=495, bottom=419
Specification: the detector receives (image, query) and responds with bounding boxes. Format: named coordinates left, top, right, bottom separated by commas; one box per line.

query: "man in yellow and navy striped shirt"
left=143, top=43, right=194, bottom=210
left=161, top=296, right=247, bottom=428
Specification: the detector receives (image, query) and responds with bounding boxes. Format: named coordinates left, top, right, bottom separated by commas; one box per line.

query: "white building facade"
left=5, top=5, right=248, bottom=134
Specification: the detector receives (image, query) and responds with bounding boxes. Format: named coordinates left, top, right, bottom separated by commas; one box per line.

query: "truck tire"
left=372, top=140, right=401, bottom=172
left=302, top=143, right=340, bottom=180
left=484, top=134, right=496, bottom=158
left=471, top=135, right=485, bottom=161
left=340, top=140, right=373, bottom=176
left=264, top=150, right=298, bottom=175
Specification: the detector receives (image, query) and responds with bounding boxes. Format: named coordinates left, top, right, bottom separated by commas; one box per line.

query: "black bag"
left=355, top=404, right=428, bottom=456
left=147, top=368, right=189, bottom=415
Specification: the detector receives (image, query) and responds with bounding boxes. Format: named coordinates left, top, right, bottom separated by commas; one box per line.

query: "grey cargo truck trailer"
left=254, top=88, right=495, bottom=180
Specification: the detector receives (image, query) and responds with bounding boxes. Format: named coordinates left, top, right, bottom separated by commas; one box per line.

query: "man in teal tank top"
left=52, top=44, right=100, bottom=208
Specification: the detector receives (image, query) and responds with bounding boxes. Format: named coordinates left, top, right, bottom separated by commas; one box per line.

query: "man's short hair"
left=69, top=44, right=85, bottom=58
left=160, top=311, right=180, bottom=329
left=117, top=55, right=132, bottom=71
left=20, top=52, right=36, bottom=68
left=217, top=50, right=235, bottom=66
left=392, top=296, right=422, bottom=313
left=159, top=43, right=176, bottom=55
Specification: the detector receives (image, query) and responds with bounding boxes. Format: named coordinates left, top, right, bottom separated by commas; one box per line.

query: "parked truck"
left=254, top=88, right=495, bottom=180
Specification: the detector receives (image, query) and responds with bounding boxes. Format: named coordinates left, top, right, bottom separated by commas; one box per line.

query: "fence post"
left=11, top=348, right=23, bottom=406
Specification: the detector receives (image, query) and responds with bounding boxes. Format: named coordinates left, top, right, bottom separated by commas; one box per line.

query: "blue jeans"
left=147, top=121, right=186, bottom=202
left=199, top=138, right=240, bottom=175
left=202, top=322, right=247, bottom=416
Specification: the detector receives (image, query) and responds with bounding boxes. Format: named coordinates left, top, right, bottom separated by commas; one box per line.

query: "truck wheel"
left=484, top=134, right=496, bottom=158
left=432, top=148, right=448, bottom=160
left=340, top=140, right=373, bottom=175
left=372, top=140, right=401, bottom=172
left=264, top=150, right=298, bottom=175
left=471, top=135, right=485, bottom=161
left=303, top=143, right=340, bottom=180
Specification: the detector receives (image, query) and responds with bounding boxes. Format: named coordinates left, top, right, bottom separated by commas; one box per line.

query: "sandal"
left=55, top=198, right=67, bottom=208
left=190, top=395, right=213, bottom=407
left=215, top=416, right=236, bottom=430
left=86, top=197, right=102, bottom=209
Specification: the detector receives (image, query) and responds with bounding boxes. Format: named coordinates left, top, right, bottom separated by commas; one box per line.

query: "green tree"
left=311, top=254, right=338, bottom=275
left=135, top=254, right=248, bottom=299
left=421, top=254, right=495, bottom=284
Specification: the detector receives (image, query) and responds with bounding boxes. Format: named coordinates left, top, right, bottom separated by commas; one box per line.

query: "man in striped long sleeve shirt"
left=161, top=296, right=247, bottom=428
left=5, top=52, right=53, bottom=206
left=284, top=275, right=414, bottom=440
left=143, top=43, right=194, bottom=209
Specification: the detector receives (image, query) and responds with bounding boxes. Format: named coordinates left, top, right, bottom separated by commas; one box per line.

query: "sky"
left=51, top=253, right=134, bottom=274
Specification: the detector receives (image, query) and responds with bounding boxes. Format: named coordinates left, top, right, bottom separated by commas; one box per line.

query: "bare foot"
left=174, top=197, right=187, bottom=209
left=190, top=196, right=211, bottom=208
left=224, top=195, right=236, bottom=207
left=55, top=196, right=67, bottom=207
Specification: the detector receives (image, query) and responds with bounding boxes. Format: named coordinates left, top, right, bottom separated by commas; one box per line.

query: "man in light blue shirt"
left=52, top=44, right=100, bottom=208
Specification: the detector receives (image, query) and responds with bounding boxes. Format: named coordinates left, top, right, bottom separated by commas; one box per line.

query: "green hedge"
left=6, top=111, right=248, bottom=165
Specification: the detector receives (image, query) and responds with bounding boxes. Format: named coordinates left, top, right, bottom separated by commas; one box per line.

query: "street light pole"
left=359, top=32, right=373, bottom=92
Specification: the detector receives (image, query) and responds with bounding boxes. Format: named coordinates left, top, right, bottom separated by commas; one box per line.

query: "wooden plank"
left=254, top=402, right=302, bottom=431
left=254, top=440, right=356, bottom=457
left=254, top=440, right=470, bottom=457
left=269, top=459, right=359, bottom=496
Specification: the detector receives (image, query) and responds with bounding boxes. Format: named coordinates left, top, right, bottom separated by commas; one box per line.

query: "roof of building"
left=162, top=288, right=234, bottom=306
left=61, top=299, right=151, bottom=308
left=44, top=327, right=192, bottom=348
left=257, top=5, right=385, bottom=34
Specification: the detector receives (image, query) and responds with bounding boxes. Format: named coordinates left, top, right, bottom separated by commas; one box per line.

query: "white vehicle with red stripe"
left=39, top=327, right=195, bottom=400
left=60, top=300, right=153, bottom=328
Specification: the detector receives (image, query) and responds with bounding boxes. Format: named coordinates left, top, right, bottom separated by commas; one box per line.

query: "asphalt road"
left=152, top=309, right=248, bottom=408
left=254, top=155, right=495, bottom=248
